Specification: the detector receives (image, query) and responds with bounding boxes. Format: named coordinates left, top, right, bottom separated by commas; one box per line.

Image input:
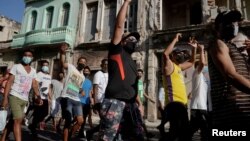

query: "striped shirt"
left=208, top=42, right=250, bottom=128
left=163, top=64, right=187, bottom=105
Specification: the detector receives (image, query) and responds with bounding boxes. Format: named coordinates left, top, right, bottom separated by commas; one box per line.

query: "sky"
left=0, top=0, right=25, bottom=23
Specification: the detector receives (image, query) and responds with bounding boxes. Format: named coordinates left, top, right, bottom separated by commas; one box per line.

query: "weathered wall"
left=0, top=16, right=21, bottom=42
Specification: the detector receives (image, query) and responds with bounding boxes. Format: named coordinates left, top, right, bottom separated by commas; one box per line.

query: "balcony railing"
left=11, top=26, right=76, bottom=48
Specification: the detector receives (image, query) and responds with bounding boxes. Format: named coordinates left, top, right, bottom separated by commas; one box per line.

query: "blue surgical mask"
left=22, top=56, right=32, bottom=64
left=42, top=66, right=49, bottom=72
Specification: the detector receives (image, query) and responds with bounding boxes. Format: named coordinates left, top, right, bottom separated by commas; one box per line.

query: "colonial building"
left=5, top=0, right=250, bottom=121
left=11, top=0, right=80, bottom=78
left=0, top=16, right=21, bottom=77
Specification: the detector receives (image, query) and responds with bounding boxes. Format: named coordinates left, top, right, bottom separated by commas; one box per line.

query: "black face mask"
left=84, top=73, right=90, bottom=77
left=124, top=42, right=137, bottom=54
left=222, top=24, right=239, bottom=41
left=78, top=64, right=85, bottom=70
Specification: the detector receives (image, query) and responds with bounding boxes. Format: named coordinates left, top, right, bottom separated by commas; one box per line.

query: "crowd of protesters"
left=1, top=0, right=250, bottom=141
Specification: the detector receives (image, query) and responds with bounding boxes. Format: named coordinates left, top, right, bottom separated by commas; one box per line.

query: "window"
left=0, top=26, right=3, bottom=32
left=190, top=0, right=202, bottom=25
left=62, top=3, right=70, bottom=26
left=102, top=0, right=117, bottom=40
left=31, top=11, right=37, bottom=30
left=124, top=0, right=137, bottom=32
left=46, top=7, right=54, bottom=28
left=162, top=1, right=189, bottom=29
left=215, top=0, right=235, bottom=10
left=84, top=3, right=98, bottom=42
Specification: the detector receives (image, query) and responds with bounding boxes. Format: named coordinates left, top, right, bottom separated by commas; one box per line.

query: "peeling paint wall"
left=0, top=16, right=21, bottom=42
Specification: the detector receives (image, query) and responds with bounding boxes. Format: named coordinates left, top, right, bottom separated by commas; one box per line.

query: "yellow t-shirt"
left=163, top=64, right=187, bottom=105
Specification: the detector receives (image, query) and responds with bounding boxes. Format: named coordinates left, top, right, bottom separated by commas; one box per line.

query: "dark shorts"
left=98, top=98, right=144, bottom=141
left=82, top=104, right=91, bottom=117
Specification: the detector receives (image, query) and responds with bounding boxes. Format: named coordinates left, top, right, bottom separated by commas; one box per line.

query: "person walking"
left=208, top=10, right=250, bottom=133
left=189, top=44, right=210, bottom=141
left=86, top=59, right=108, bottom=140
left=137, top=69, right=155, bottom=140
left=1, top=49, right=42, bottom=141
left=160, top=33, right=197, bottom=141
left=78, top=66, right=93, bottom=138
left=44, top=72, right=64, bottom=133
left=29, top=60, right=52, bottom=134
left=97, top=0, right=144, bottom=140
left=59, top=43, right=85, bottom=141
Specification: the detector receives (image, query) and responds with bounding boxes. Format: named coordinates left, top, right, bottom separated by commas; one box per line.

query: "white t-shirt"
left=36, top=72, right=52, bottom=100
left=51, top=79, right=63, bottom=100
left=158, top=86, right=165, bottom=107
left=61, top=64, right=84, bottom=102
left=93, top=71, right=108, bottom=103
left=9, top=64, right=37, bottom=101
left=190, top=68, right=209, bottom=110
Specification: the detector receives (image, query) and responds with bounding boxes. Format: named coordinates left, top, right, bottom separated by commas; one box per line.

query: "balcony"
left=11, top=26, right=76, bottom=48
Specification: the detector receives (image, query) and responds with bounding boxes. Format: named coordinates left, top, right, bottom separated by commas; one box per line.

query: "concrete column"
left=116, top=0, right=123, bottom=15
left=96, top=0, right=104, bottom=40
left=79, top=1, right=87, bottom=43
left=235, top=0, right=242, bottom=13
left=147, top=49, right=158, bottom=122
left=201, top=0, right=209, bottom=23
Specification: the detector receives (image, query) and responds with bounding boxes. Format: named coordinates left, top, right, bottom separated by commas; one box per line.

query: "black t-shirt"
left=105, top=43, right=138, bottom=102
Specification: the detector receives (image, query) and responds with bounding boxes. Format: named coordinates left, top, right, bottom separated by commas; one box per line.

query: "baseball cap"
left=215, top=10, right=243, bottom=29
left=122, top=32, right=140, bottom=41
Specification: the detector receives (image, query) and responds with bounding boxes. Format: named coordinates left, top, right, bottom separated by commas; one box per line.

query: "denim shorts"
left=62, top=97, right=82, bottom=117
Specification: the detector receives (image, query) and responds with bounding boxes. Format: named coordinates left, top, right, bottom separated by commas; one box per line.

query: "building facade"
left=3, top=0, right=250, bottom=121
left=11, top=0, right=80, bottom=78
left=0, top=16, right=21, bottom=77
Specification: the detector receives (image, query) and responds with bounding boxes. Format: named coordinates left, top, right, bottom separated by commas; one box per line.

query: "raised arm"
left=164, top=33, right=181, bottom=56
left=179, top=39, right=197, bottom=70
left=196, top=44, right=205, bottom=74
left=163, top=33, right=181, bottom=75
left=211, top=39, right=250, bottom=94
left=112, top=0, right=131, bottom=45
left=60, top=43, right=69, bottom=70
